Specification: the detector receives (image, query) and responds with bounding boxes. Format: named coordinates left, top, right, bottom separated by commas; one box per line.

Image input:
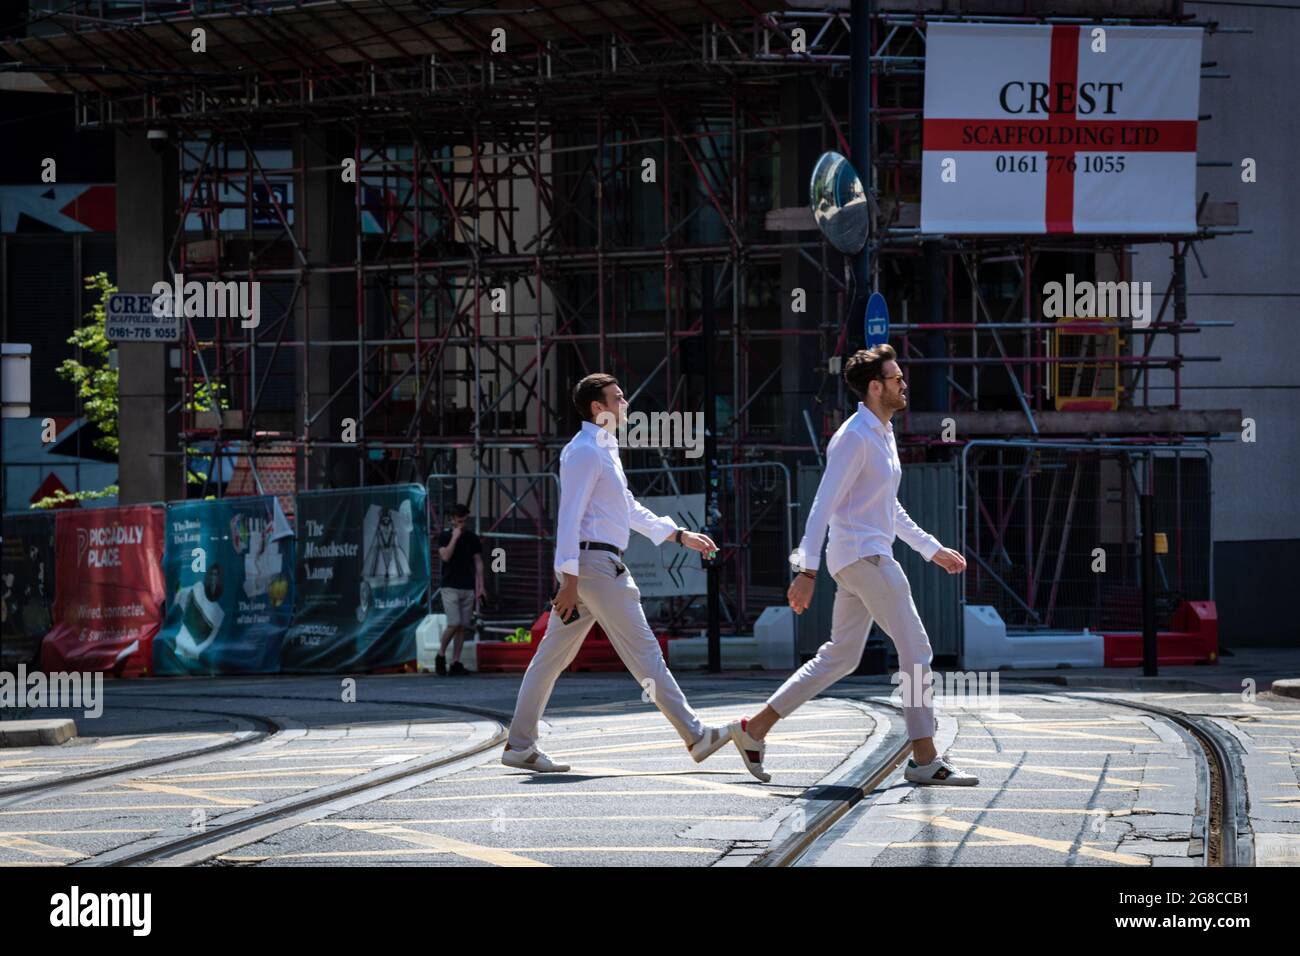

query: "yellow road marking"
left=934, top=806, right=1156, bottom=816
left=136, top=768, right=361, bottom=782
left=0, top=829, right=156, bottom=836
left=552, top=730, right=860, bottom=759
left=972, top=732, right=1156, bottom=743
left=1, top=756, right=123, bottom=766
left=116, top=781, right=257, bottom=807
left=984, top=720, right=1150, bottom=727
left=93, top=734, right=224, bottom=749
left=955, top=758, right=1161, bottom=786
left=950, top=785, right=1168, bottom=792
left=548, top=695, right=814, bottom=721
left=321, top=821, right=548, bottom=866
left=306, top=815, right=761, bottom=825
left=232, top=751, right=428, bottom=762
left=0, top=805, right=234, bottom=815
left=547, top=719, right=867, bottom=745
left=0, top=835, right=85, bottom=860
left=951, top=750, right=1177, bottom=755
left=569, top=764, right=804, bottom=800
left=846, top=839, right=1119, bottom=848
left=96, top=785, right=315, bottom=794
left=385, top=788, right=801, bottom=803
left=554, top=764, right=746, bottom=779
left=539, top=752, right=851, bottom=761
left=0, top=861, right=69, bottom=867
left=886, top=811, right=1149, bottom=865
left=505, top=846, right=718, bottom=853
left=214, top=850, right=444, bottom=861
left=219, top=846, right=715, bottom=861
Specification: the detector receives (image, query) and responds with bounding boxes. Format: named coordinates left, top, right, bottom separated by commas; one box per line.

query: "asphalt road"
left=2, top=672, right=1297, bottom=867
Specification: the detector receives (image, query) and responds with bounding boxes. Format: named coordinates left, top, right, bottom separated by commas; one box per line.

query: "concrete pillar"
left=295, top=128, right=357, bottom=490
left=115, top=128, right=181, bottom=504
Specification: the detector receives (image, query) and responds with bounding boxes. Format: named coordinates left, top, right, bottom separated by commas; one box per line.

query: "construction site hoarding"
left=154, top=497, right=295, bottom=676
left=282, top=484, right=429, bottom=673
left=40, top=505, right=166, bottom=676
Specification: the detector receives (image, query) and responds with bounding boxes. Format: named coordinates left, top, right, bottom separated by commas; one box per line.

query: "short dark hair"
left=572, top=372, right=619, bottom=422
left=451, top=503, right=469, bottom=517
left=844, top=344, right=898, bottom=399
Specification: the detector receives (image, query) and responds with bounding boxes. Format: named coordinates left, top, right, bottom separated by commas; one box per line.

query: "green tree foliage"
left=185, top=379, right=231, bottom=485
left=30, top=485, right=120, bottom=510
left=56, top=272, right=119, bottom=456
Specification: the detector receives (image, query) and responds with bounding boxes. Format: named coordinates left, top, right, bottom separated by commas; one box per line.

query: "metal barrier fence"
left=427, top=462, right=796, bottom=634
left=960, top=440, right=1213, bottom=632
left=426, top=471, right=560, bottom=632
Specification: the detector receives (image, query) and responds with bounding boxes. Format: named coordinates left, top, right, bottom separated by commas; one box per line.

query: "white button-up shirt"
left=554, top=420, right=679, bottom=577
left=793, top=403, right=943, bottom=577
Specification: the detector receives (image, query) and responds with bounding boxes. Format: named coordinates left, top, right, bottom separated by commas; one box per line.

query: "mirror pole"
left=849, top=0, right=873, bottom=350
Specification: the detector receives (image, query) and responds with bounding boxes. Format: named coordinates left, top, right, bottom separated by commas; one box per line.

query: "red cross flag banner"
left=920, top=23, right=1203, bottom=234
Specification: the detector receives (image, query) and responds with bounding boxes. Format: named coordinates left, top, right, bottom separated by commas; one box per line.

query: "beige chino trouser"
left=507, top=548, right=706, bottom=751
left=767, top=553, right=938, bottom=740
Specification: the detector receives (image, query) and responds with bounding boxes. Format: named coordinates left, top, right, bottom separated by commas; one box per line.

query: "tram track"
left=1082, top=693, right=1253, bottom=867
left=10, top=681, right=1253, bottom=868
left=759, top=688, right=1254, bottom=867
left=0, top=704, right=282, bottom=807
left=5, top=689, right=513, bottom=866
left=755, top=697, right=913, bottom=867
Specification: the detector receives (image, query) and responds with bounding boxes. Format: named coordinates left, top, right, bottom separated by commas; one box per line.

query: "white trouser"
left=507, top=547, right=706, bottom=751
left=767, top=553, right=937, bottom=740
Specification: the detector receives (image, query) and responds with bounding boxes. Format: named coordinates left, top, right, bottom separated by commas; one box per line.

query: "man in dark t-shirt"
left=435, top=503, right=484, bottom=675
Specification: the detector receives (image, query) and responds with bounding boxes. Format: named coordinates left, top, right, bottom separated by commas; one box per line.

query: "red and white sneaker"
left=904, top=754, right=979, bottom=786
left=501, top=744, right=571, bottom=773
left=728, top=717, right=771, bottom=783
left=688, top=724, right=734, bottom=763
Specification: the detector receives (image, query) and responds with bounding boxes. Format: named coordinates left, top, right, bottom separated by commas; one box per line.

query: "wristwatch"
left=674, top=528, right=684, bottom=545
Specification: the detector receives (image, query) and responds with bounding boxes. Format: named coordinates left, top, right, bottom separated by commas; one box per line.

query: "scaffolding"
left=4, top=0, right=1243, bottom=641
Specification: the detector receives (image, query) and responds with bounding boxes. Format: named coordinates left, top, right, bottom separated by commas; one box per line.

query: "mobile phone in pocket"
left=551, top=586, right=580, bottom=625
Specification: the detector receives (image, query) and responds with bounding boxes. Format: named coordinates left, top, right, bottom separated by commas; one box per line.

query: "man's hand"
left=552, top=578, right=579, bottom=622
left=679, top=530, right=718, bottom=558
left=474, top=580, right=486, bottom=602
left=787, top=574, right=815, bottom=614
left=931, top=547, right=967, bottom=574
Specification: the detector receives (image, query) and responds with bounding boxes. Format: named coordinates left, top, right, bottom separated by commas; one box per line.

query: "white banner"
left=105, top=292, right=181, bottom=343
left=622, top=494, right=706, bottom=598
left=920, top=23, right=1203, bottom=234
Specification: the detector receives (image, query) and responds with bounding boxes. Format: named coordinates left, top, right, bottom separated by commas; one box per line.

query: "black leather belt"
left=580, top=541, right=624, bottom=557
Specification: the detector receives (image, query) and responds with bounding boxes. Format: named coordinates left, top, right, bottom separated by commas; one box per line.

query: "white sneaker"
left=501, top=745, right=571, bottom=773
left=728, top=718, right=771, bottom=783
left=904, top=755, right=979, bottom=786
left=688, top=724, right=733, bottom=763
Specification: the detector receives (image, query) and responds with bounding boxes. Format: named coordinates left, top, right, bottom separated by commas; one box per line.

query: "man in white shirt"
left=502, top=373, right=739, bottom=773
left=726, top=345, right=979, bottom=786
